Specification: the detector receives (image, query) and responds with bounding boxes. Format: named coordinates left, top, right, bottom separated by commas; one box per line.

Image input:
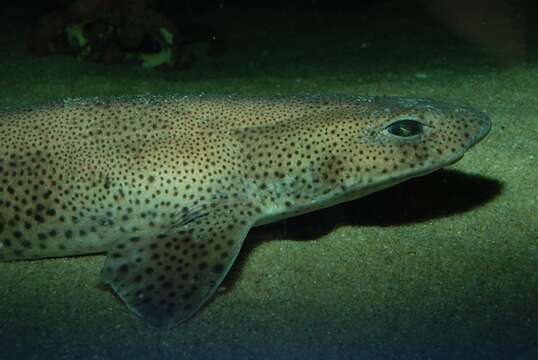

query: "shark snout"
left=455, top=107, right=491, bottom=150
left=469, top=109, right=492, bottom=147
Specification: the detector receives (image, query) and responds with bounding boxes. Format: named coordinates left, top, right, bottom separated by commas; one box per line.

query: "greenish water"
left=1, top=2, right=537, bottom=359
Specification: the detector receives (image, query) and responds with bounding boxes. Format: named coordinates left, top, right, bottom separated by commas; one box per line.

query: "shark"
left=0, top=94, right=491, bottom=327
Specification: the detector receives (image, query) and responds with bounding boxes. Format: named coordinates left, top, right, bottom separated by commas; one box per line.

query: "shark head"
left=249, top=95, right=491, bottom=221
left=303, top=96, right=491, bottom=202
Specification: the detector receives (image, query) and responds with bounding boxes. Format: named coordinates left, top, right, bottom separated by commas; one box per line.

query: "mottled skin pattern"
left=0, top=94, right=490, bottom=327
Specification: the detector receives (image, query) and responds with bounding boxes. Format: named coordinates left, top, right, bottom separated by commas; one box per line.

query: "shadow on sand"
left=227, top=168, right=503, bottom=287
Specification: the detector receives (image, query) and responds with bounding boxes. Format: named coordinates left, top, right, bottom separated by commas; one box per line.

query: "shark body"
left=0, top=94, right=491, bottom=327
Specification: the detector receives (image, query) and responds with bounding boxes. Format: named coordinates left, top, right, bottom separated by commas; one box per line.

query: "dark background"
left=2, top=0, right=535, bottom=64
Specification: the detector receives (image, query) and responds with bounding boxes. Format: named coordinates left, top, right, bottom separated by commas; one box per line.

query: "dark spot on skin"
left=212, top=263, right=224, bottom=273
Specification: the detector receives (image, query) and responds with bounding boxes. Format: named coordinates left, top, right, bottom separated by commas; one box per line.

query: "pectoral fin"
left=101, top=208, right=254, bottom=328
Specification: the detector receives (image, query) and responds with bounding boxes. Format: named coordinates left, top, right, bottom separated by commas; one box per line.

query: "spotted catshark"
left=0, top=94, right=490, bottom=327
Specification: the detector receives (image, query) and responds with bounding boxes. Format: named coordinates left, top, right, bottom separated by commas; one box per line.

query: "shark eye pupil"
left=387, top=119, right=423, bottom=137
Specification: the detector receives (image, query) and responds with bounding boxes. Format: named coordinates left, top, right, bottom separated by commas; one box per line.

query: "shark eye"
left=386, top=119, right=423, bottom=137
